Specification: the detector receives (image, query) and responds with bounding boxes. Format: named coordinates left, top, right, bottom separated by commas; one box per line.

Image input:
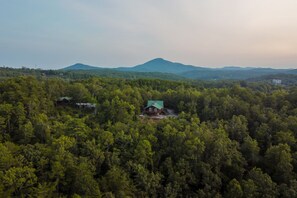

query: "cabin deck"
left=140, top=108, right=177, bottom=119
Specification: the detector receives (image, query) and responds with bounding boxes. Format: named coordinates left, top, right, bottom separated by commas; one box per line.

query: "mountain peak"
left=121, top=58, right=202, bottom=74
left=62, top=63, right=101, bottom=71
left=73, top=63, right=85, bottom=66
left=146, top=58, right=168, bottom=64
left=152, top=57, right=166, bottom=61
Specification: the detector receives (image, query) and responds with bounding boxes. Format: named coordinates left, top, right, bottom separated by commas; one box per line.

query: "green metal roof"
left=146, top=100, right=164, bottom=109
left=58, top=97, right=72, bottom=101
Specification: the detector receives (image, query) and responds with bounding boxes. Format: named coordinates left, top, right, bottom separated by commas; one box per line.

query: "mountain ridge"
left=116, top=58, right=206, bottom=74
left=62, top=63, right=104, bottom=71
left=61, top=58, right=297, bottom=80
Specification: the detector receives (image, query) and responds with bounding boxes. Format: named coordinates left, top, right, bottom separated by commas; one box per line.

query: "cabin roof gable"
left=146, top=100, right=164, bottom=109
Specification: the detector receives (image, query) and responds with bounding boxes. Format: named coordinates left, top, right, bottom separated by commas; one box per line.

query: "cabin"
left=56, top=97, right=72, bottom=105
left=144, top=100, right=164, bottom=116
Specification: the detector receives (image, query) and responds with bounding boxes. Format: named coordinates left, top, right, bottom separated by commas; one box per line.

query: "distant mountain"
left=220, top=66, right=254, bottom=70
left=116, top=58, right=205, bottom=74
left=290, top=69, right=297, bottom=74
left=62, top=63, right=103, bottom=71
left=59, top=62, right=185, bottom=80
left=61, top=58, right=297, bottom=80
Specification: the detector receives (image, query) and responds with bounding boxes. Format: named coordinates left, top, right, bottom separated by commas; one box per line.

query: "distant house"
left=144, top=100, right=164, bottom=116
left=272, top=79, right=282, bottom=85
left=56, top=97, right=72, bottom=105
left=75, top=103, right=96, bottom=109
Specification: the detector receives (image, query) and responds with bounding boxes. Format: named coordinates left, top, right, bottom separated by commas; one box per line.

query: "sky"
left=1, top=0, right=297, bottom=69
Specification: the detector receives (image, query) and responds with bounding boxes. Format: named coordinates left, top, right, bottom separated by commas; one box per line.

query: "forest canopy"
left=0, top=76, right=297, bottom=197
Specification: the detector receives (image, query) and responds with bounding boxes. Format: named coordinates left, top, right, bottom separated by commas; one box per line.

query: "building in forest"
left=56, top=97, right=96, bottom=110
left=144, top=100, right=164, bottom=116
left=56, top=97, right=72, bottom=105
left=272, top=79, right=282, bottom=85
left=75, top=102, right=96, bottom=109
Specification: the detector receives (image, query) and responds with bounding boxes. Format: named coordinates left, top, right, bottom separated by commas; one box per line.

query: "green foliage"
left=241, top=136, right=260, bottom=166
left=225, top=179, right=243, bottom=198
left=264, top=144, right=294, bottom=183
left=0, top=76, right=297, bottom=197
left=242, top=168, right=278, bottom=197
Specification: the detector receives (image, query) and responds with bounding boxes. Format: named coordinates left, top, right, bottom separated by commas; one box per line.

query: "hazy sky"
left=1, top=0, right=297, bottom=69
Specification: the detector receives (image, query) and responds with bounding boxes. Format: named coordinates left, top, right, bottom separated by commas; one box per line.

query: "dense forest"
left=1, top=66, right=297, bottom=85
left=0, top=67, right=185, bottom=81
left=1, top=75, right=297, bottom=197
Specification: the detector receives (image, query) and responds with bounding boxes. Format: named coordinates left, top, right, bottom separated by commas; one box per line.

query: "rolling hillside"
left=61, top=58, right=297, bottom=80
left=116, top=58, right=205, bottom=74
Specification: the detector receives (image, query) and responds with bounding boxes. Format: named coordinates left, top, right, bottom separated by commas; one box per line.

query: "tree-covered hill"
left=0, top=67, right=185, bottom=81
left=62, top=58, right=297, bottom=80
left=248, top=74, right=297, bottom=86
left=116, top=58, right=205, bottom=74
left=0, top=76, right=297, bottom=197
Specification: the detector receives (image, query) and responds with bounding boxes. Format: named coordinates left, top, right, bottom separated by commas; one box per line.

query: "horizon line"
left=1, top=57, right=296, bottom=70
